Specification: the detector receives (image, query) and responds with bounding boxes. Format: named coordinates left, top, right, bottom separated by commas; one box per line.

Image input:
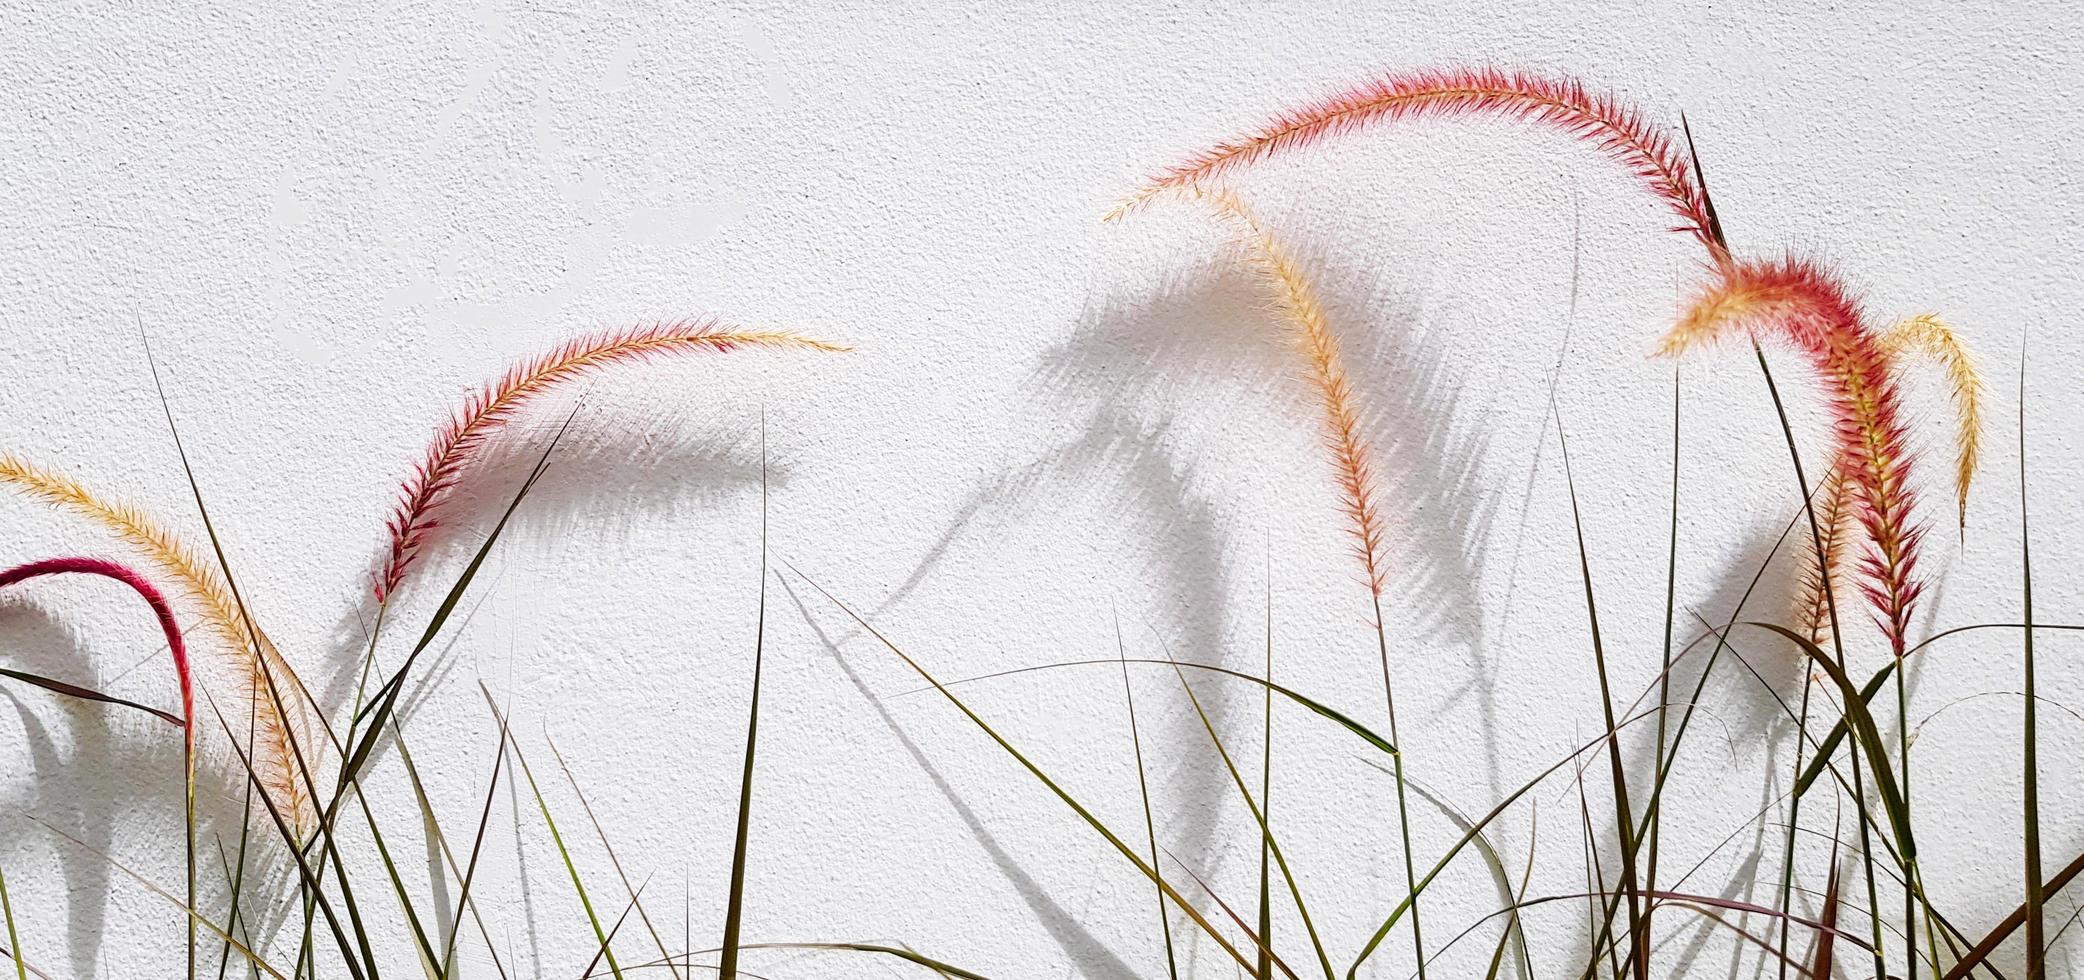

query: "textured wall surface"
left=2, top=2, right=2082, bottom=976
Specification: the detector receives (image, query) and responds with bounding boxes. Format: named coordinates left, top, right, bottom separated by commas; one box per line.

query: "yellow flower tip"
left=1107, top=182, right=1188, bottom=224
left=1878, top=312, right=1982, bottom=531
left=0, top=454, right=316, bottom=828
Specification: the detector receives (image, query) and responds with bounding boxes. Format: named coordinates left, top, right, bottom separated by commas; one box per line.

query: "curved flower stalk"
left=1188, top=187, right=1389, bottom=595
left=376, top=320, right=846, bottom=602
left=1140, top=185, right=1433, bottom=974
left=0, top=556, right=194, bottom=749
left=1659, top=258, right=1925, bottom=657
left=1111, top=67, right=1722, bottom=258
left=0, top=555, right=199, bottom=972
left=0, top=456, right=314, bottom=831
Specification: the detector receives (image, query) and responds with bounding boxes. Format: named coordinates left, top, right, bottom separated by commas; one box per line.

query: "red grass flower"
left=0, top=556, right=193, bottom=750
left=377, top=320, right=844, bottom=601
left=1116, top=67, right=1718, bottom=254
left=1663, top=257, right=1926, bottom=655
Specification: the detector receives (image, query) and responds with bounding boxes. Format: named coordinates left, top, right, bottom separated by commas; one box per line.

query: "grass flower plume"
left=0, top=455, right=313, bottom=829
left=1184, top=187, right=1388, bottom=596
left=1794, top=468, right=1858, bottom=647
left=1114, top=67, right=1720, bottom=254
left=377, top=320, right=846, bottom=602
left=1879, top=314, right=1982, bottom=530
left=1659, top=258, right=1926, bottom=656
left=1795, top=316, right=1980, bottom=645
left=1120, top=66, right=1979, bottom=659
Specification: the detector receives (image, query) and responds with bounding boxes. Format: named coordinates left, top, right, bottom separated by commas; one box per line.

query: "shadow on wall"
left=0, top=602, right=195, bottom=976
left=314, top=408, right=777, bottom=718
left=784, top=206, right=1519, bottom=973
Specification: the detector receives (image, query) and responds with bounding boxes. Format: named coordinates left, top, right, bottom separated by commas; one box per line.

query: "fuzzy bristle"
left=1793, top=468, right=1858, bottom=649
left=376, top=321, right=846, bottom=601
left=0, top=455, right=313, bottom=830
left=1115, top=68, right=1717, bottom=254
left=1658, top=258, right=1927, bottom=656
left=1879, top=313, right=1983, bottom=530
left=1183, top=187, right=1389, bottom=597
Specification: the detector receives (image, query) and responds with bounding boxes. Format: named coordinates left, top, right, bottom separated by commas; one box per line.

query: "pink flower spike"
left=0, top=556, right=194, bottom=751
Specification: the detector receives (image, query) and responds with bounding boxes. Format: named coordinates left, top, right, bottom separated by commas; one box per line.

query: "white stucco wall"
left=2, top=1, right=2081, bottom=976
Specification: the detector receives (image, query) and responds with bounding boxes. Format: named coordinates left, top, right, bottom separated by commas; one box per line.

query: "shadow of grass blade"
left=480, top=687, right=622, bottom=979
left=30, top=815, right=289, bottom=979
left=438, top=707, right=512, bottom=979
left=1166, top=656, right=1334, bottom=979
left=1112, top=613, right=1177, bottom=980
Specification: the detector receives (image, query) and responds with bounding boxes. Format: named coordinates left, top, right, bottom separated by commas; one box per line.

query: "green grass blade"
left=1161, top=845, right=1301, bottom=980
left=1113, top=613, right=1176, bottom=980
left=2019, top=352, right=2046, bottom=978
left=905, top=658, right=1397, bottom=758
left=340, top=410, right=570, bottom=786
left=0, top=666, right=185, bottom=727
left=734, top=942, right=993, bottom=979
left=785, top=565, right=1271, bottom=977
left=1749, top=624, right=1910, bottom=852
left=1483, top=807, right=1538, bottom=980
left=0, top=849, right=26, bottom=980
left=200, top=689, right=370, bottom=980
left=1792, top=623, right=2084, bottom=799
left=581, top=878, right=649, bottom=979
left=1746, top=340, right=1891, bottom=979
left=1556, top=416, right=1646, bottom=979
left=1643, top=368, right=1681, bottom=974
left=482, top=688, right=623, bottom=979
left=147, top=346, right=399, bottom=979
left=1166, top=657, right=1335, bottom=980
left=1368, top=590, right=1428, bottom=980
left=1259, top=573, right=1275, bottom=980
left=720, top=428, right=770, bottom=980
left=439, top=708, right=512, bottom=979
left=1347, top=709, right=1666, bottom=978
left=1942, top=845, right=2084, bottom=979
left=549, top=737, right=681, bottom=979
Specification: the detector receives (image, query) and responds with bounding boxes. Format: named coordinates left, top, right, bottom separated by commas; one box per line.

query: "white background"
left=3, top=1, right=2082, bottom=976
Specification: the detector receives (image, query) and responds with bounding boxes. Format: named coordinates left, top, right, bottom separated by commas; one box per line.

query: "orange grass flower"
left=0, top=455, right=314, bottom=830
left=1188, top=186, right=1388, bottom=596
